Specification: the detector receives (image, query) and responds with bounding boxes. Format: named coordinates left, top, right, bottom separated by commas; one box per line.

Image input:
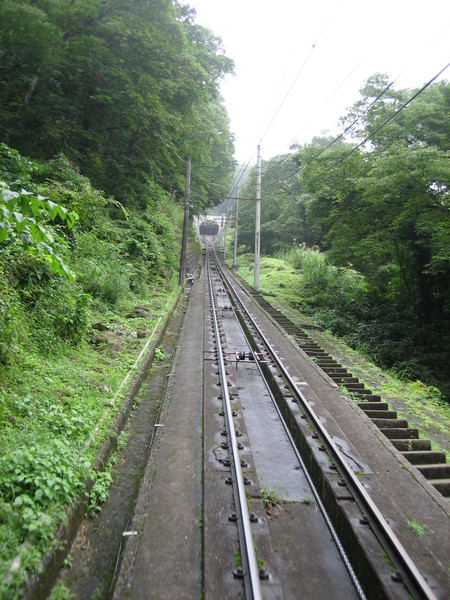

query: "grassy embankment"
left=0, top=146, right=185, bottom=598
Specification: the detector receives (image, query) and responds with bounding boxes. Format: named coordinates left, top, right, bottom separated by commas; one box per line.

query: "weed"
left=88, top=458, right=115, bottom=515
left=117, top=431, right=128, bottom=452
left=235, top=548, right=242, bottom=568
left=260, top=487, right=282, bottom=512
left=48, top=582, right=75, bottom=599
left=154, top=346, right=166, bottom=362
left=407, top=519, right=433, bottom=537
left=381, top=550, right=395, bottom=572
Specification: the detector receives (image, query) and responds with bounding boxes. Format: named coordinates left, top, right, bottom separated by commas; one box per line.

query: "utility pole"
left=179, top=156, right=191, bottom=286
left=223, top=205, right=229, bottom=259
left=233, top=187, right=239, bottom=268
left=254, top=144, right=261, bottom=290
left=219, top=212, right=225, bottom=251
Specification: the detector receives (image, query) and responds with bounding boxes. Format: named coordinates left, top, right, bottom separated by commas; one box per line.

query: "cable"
left=259, top=19, right=450, bottom=190
left=298, top=61, right=450, bottom=187
left=226, top=9, right=335, bottom=201
left=259, top=15, right=332, bottom=145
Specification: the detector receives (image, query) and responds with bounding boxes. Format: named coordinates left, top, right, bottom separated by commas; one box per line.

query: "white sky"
left=187, top=0, right=449, bottom=164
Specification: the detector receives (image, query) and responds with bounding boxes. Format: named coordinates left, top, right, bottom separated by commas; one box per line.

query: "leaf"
left=1, top=189, right=19, bottom=201
left=12, top=211, right=24, bottom=224
left=47, top=200, right=59, bottom=219
left=0, top=223, right=8, bottom=242
left=20, top=195, right=30, bottom=215
left=30, top=195, right=40, bottom=216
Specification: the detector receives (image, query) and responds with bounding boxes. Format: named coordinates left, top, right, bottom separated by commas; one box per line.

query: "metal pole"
left=233, top=187, right=239, bottom=268
left=254, top=144, right=261, bottom=290
left=219, top=212, right=225, bottom=251
left=179, top=157, right=191, bottom=285
left=223, top=206, right=229, bottom=259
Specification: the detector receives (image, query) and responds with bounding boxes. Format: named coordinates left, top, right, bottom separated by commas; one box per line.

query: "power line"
left=261, top=21, right=450, bottom=184
left=226, top=10, right=335, bottom=200
left=259, top=14, right=333, bottom=144
left=298, top=62, right=450, bottom=187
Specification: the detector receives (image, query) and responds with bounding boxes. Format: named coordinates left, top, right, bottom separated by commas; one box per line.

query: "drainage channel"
left=204, top=247, right=363, bottom=599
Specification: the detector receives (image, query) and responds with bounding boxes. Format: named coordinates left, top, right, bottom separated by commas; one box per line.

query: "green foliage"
left=154, top=346, right=166, bottom=362
left=0, top=182, right=77, bottom=279
left=260, top=487, right=282, bottom=512
left=0, top=0, right=235, bottom=205
left=238, top=78, right=449, bottom=391
left=0, top=138, right=184, bottom=596
left=407, top=519, right=433, bottom=537
left=88, top=467, right=113, bottom=515
left=1, top=441, right=88, bottom=518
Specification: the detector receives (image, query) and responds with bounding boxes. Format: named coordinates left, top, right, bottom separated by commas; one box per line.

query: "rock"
left=90, top=332, right=110, bottom=345
left=126, top=306, right=151, bottom=319
left=90, top=334, right=101, bottom=345
left=89, top=380, right=111, bottom=393
left=92, top=322, right=109, bottom=331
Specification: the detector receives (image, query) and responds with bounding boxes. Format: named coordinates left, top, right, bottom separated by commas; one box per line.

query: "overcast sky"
left=186, top=0, right=449, bottom=165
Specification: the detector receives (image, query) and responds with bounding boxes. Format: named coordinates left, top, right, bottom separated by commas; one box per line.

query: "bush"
left=0, top=270, right=26, bottom=364
left=81, top=260, right=128, bottom=305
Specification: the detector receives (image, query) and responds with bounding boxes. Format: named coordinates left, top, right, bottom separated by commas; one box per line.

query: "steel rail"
left=215, top=253, right=438, bottom=600
left=206, top=251, right=263, bottom=600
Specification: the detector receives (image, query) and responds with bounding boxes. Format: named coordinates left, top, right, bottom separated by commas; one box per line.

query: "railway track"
left=57, top=243, right=449, bottom=599
left=203, top=246, right=441, bottom=600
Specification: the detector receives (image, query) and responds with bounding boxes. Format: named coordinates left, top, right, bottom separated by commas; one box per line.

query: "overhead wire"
left=296, top=61, right=450, bottom=188
left=225, top=8, right=335, bottom=204
left=214, top=16, right=449, bottom=213
left=263, top=21, right=450, bottom=189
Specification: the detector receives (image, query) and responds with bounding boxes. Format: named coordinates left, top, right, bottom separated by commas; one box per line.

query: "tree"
left=0, top=0, right=235, bottom=205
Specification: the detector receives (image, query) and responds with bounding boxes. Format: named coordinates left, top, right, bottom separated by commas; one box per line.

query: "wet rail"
left=206, top=252, right=263, bottom=600
left=209, top=246, right=439, bottom=600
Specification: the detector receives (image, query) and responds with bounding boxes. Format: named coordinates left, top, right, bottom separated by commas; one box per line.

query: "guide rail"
left=207, top=252, right=263, bottom=600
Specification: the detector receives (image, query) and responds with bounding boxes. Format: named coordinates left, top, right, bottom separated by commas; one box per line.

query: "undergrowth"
left=0, top=145, right=183, bottom=597
left=231, top=249, right=449, bottom=401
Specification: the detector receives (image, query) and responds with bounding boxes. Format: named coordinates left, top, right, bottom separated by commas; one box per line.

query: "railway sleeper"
left=358, top=402, right=389, bottom=411
left=391, top=439, right=431, bottom=451
left=400, top=450, right=447, bottom=465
